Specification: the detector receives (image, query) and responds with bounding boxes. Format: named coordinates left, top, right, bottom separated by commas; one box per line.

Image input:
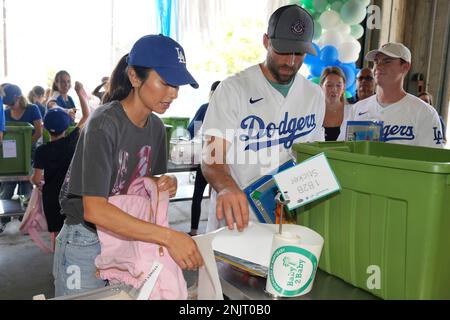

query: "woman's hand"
left=157, top=175, right=177, bottom=198
left=166, top=229, right=204, bottom=270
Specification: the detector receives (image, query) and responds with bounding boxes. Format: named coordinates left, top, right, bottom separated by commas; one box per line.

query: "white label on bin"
left=2, top=140, right=17, bottom=158
left=274, top=153, right=341, bottom=211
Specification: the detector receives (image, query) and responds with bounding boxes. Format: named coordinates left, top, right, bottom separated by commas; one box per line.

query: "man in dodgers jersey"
left=201, top=5, right=325, bottom=233
left=341, top=42, right=444, bottom=148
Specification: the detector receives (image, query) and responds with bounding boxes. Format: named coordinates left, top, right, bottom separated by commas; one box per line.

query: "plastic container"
left=161, top=117, right=190, bottom=139
left=0, top=122, right=33, bottom=176
left=292, top=141, right=450, bottom=299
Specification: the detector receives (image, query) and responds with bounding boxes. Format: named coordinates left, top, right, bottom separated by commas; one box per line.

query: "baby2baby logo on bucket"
left=268, top=246, right=318, bottom=297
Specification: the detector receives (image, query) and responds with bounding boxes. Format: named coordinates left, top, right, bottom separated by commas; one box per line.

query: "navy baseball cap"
left=44, top=107, right=71, bottom=135
left=268, top=5, right=317, bottom=55
left=127, top=34, right=199, bottom=89
left=3, top=84, right=22, bottom=106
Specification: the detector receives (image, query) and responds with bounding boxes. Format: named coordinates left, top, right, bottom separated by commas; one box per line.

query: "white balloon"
left=362, top=0, right=371, bottom=7
left=319, top=10, right=341, bottom=30
left=320, top=29, right=343, bottom=49
left=336, top=22, right=351, bottom=36
left=338, top=41, right=361, bottom=63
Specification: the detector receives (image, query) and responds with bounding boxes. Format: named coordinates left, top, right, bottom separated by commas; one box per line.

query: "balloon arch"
left=294, top=0, right=371, bottom=98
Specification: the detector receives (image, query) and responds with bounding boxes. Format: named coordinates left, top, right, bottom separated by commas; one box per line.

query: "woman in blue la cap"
left=54, top=34, right=203, bottom=297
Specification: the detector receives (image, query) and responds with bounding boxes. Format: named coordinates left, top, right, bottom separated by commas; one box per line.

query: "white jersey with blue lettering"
left=202, top=64, right=325, bottom=231
left=344, top=94, right=444, bottom=148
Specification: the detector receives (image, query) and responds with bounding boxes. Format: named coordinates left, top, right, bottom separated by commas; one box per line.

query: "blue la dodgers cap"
left=44, top=107, right=72, bottom=134
left=127, top=34, right=199, bottom=89
left=3, top=84, right=22, bottom=106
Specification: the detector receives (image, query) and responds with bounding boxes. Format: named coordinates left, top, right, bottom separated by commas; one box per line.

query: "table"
left=167, top=161, right=210, bottom=202
left=167, top=161, right=200, bottom=173
left=0, top=175, right=30, bottom=219
left=217, top=260, right=379, bottom=300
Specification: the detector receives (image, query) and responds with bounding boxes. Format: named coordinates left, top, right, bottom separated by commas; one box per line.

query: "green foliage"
left=194, top=19, right=265, bottom=76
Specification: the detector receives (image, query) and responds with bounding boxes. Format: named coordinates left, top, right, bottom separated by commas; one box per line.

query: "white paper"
left=136, top=261, right=163, bottom=300
left=195, top=222, right=324, bottom=300
left=2, top=140, right=17, bottom=158
left=274, top=153, right=340, bottom=211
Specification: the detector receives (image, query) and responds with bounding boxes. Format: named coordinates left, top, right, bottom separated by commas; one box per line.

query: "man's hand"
left=216, top=186, right=249, bottom=232
left=157, top=175, right=177, bottom=198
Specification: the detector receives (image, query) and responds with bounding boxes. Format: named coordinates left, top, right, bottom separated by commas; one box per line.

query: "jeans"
left=53, top=223, right=107, bottom=297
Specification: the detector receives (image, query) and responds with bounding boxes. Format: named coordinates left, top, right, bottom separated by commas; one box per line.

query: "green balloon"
left=313, top=0, right=329, bottom=12
left=312, top=77, right=321, bottom=85
left=300, top=0, right=314, bottom=9
left=345, top=91, right=352, bottom=98
left=350, top=24, right=364, bottom=39
left=313, top=20, right=322, bottom=40
left=330, top=1, right=343, bottom=12
left=340, top=0, right=367, bottom=25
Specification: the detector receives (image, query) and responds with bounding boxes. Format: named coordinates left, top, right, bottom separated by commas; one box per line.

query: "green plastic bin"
left=292, top=141, right=450, bottom=300
left=0, top=122, right=33, bottom=176
left=161, top=117, right=190, bottom=140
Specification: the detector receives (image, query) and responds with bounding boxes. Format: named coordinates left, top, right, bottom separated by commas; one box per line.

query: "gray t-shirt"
left=60, top=100, right=167, bottom=230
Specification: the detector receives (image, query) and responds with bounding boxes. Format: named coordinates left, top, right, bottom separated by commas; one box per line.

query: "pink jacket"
left=19, top=188, right=53, bottom=254
left=95, top=177, right=187, bottom=300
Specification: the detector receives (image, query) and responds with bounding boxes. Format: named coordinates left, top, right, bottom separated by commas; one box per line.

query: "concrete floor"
left=0, top=173, right=210, bottom=300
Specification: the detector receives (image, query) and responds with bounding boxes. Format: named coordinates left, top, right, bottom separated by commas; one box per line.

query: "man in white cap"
left=343, top=42, right=444, bottom=148
left=201, top=4, right=326, bottom=233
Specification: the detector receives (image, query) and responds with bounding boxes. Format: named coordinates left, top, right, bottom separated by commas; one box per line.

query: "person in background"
left=186, top=80, right=220, bottom=236
left=418, top=91, right=446, bottom=144
left=92, top=76, right=109, bottom=101
left=201, top=5, right=325, bottom=233
left=31, top=81, right=90, bottom=247
left=320, top=67, right=352, bottom=141
left=345, top=43, right=444, bottom=148
left=54, top=34, right=203, bottom=297
left=347, top=67, right=376, bottom=104
left=47, top=71, right=82, bottom=123
left=0, top=84, right=42, bottom=203
left=28, top=86, right=47, bottom=118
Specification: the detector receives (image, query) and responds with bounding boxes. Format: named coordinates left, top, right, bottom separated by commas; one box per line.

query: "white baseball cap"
left=365, top=42, right=411, bottom=63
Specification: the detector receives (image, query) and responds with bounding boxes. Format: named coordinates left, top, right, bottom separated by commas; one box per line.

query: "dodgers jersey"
left=202, top=65, right=325, bottom=231
left=345, top=94, right=444, bottom=148
left=203, top=64, right=325, bottom=188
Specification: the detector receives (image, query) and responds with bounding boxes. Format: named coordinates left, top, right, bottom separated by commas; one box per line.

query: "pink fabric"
left=19, top=188, right=53, bottom=254
left=95, top=177, right=187, bottom=300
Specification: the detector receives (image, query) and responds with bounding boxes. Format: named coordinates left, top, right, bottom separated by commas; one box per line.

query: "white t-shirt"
left=202, top=64, right=326, bottom=231
left=339, top=94, right=445, bottom=148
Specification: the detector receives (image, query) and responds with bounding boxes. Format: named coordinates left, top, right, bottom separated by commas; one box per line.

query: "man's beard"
left=267, top=58, right=299, bottom=84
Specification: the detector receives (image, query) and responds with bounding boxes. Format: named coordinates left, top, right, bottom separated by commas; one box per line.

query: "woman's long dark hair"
left=102, top=54, right=151, bottom=104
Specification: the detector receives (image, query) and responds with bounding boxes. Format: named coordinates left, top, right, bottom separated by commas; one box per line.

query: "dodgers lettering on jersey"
left=382, top=125, right=415, bottom=142
left=239, top=112, right=317, bottom=151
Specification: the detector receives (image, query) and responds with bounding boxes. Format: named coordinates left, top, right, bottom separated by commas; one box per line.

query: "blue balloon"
left=305, top=52, right=319, bottom=65
left=320, top=45, right=339, bottom=64
left=340, top=64, right=356, bottom=89
left=309, top=61, right=325, bottom=78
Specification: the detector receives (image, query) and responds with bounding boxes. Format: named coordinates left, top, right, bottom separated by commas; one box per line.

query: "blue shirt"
left=5, top=104, right=42, bottom=133
left=187, top=103, right=208, bottom=138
